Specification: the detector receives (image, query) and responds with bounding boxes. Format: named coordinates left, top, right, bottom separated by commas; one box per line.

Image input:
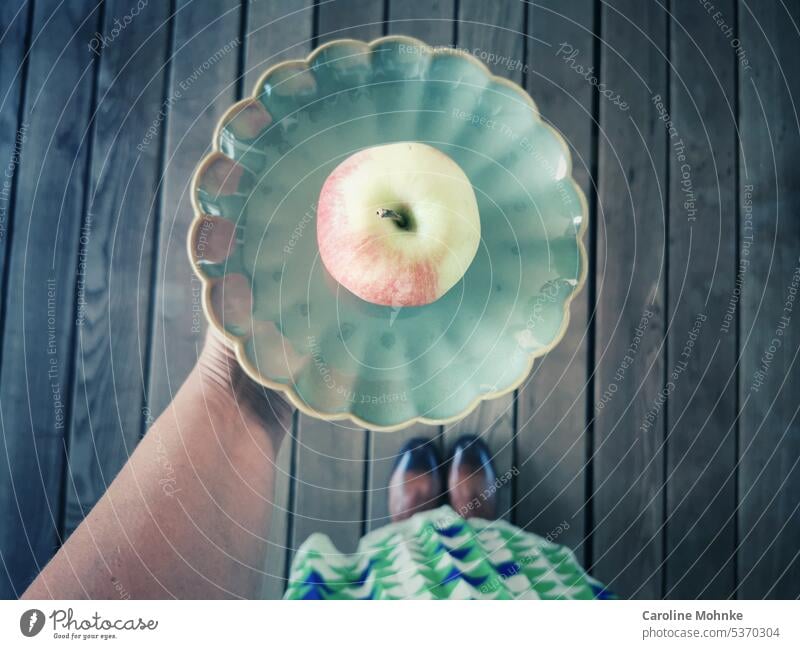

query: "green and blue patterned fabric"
left=284, top=506, right=612, bottom=600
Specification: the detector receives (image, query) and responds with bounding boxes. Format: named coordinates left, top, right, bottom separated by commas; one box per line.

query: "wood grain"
left=63, top=0, right=172, bottom=536
left=0, top=0, right=30, bottom=284
left=0, top=0, right=102, bottom=597
left=664, top=0, right=738, bottom=599
left=316, top=0, right=384, bottom=43
left=592, top=0, right=667, bottom=598
left=515, top=0, right=594, bottom=562
left=388, top=0, right=455, bottom=44
left=737, top=0, right=800, bottom=599
left=0, top=0, right=33, bottom=597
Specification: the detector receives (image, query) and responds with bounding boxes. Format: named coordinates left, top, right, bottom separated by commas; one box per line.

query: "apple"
left=316, top=142, right=481, bottom=307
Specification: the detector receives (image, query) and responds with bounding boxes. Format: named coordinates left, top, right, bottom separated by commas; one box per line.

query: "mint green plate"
left=189, top=36, right=587, bottom=432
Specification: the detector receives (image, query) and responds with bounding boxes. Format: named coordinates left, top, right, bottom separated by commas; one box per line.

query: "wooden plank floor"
left=1, top=0, right=799, bottom=599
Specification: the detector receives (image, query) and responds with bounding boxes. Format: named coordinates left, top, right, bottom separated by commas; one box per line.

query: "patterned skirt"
left=284, top=505, right=612, bottom=599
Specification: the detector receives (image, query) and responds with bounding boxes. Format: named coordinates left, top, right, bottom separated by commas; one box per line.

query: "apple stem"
left=377, top=208, right=409, bottom=229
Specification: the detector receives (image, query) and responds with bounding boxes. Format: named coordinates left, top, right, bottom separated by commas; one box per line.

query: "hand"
left=197, top=328, right=294, bottom=446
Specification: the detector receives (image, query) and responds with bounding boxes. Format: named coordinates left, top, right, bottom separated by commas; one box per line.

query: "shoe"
left=447, top=435, right=498, bottom=520
left=388, top=437, right=444, bottom=523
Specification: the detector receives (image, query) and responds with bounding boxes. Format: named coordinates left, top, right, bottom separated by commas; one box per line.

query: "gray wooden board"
left=0, top=0, right=102, bottom=597
left=592, top=0, right=667, bottom=598
left=664, top=0, right=738, bottom=599
left=737, top=0, right=800, bottom=599
left=515, top=0, right=594, bottom=563
left=63, top=0, right=172, bottom=536
left=0, top=0, right=30, bottom=294
left=388, top=0, right=455, bottom=45
left=0, top=0, right=34, bottom=597
left=317, top=0, right=384, bottom=43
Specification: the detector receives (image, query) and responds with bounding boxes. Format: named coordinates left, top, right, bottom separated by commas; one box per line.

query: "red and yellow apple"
left=316, top=142, right=481, bottom=307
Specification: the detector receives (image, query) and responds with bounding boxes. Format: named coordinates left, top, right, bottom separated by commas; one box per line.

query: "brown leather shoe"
left=447, top=435, right=498, bottom=520
left=388, top=437, right=444, bottom=523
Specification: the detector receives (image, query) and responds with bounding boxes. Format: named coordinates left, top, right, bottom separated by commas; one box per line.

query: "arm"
left=23, top=334, right=293, bottom=599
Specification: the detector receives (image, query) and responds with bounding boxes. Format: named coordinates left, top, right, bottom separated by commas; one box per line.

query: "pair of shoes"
left=387, top=435, right=498, bottom=523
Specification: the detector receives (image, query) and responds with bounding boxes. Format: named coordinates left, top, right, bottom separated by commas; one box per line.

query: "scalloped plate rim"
left=187, top=35, right=589, bottom=433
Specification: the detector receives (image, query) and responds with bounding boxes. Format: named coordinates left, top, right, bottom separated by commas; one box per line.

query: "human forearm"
left=24, top=342, right=291, bottom=599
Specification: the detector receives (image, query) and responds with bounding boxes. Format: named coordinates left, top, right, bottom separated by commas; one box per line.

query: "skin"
left=23, top=332, right=292, bottom=600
